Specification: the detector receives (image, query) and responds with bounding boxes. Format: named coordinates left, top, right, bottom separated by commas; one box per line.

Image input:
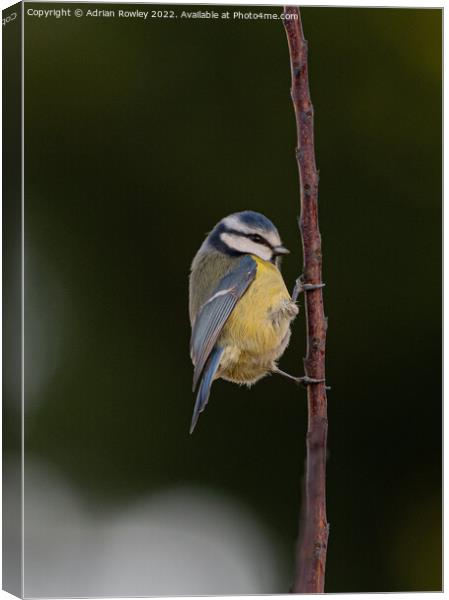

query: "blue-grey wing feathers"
left=190, top=255, right=257, bottom=392
left=190, top=347, right=224, bottom=434
left=189, top=255, right=257, bottom=431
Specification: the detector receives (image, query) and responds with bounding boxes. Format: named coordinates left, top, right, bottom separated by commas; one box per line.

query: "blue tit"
left=188, top=210, right=300, bottom=433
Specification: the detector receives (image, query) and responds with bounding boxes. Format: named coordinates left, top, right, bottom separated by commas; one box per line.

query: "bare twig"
left=283, top=6, right=329, bottom=593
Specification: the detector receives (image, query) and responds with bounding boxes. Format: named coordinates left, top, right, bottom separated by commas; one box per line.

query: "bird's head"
left=205, top=211, right=289, bottom=265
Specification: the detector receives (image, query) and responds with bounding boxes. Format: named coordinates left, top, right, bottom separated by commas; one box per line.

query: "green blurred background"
left=18, top=3, right=442, bottom=595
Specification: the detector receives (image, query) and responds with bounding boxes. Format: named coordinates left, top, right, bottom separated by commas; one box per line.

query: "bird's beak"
left=273, top=245, right=290, bottom=256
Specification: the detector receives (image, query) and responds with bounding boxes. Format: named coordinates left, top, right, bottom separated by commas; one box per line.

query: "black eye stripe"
left=246, top=233, right=273, bottom=248
left=226, top=229, right=273, bottom=249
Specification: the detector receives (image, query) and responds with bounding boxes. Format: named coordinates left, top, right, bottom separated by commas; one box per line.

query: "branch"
left=283, top=6, right=329, bottom=593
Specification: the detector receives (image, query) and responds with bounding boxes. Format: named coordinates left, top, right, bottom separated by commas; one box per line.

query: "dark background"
left=18, top=4, right=442, bottom=594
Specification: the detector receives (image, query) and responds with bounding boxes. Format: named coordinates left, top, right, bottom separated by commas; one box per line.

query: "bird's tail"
left=190, top=347, right=223, bottom=434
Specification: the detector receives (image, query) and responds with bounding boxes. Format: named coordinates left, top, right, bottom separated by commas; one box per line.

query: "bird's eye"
left=250, top=234, right=264, bottom=243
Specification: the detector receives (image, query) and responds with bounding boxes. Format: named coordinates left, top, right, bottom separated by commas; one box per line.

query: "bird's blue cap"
left=230, top=210, right=278, bottom=232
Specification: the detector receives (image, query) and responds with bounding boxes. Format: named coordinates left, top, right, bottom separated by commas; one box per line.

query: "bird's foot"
left=274, top=368, right=331, bottom=390
left=292, top=275, right=325, bottom=302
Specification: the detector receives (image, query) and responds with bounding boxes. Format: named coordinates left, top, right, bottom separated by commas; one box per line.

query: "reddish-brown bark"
left=283, top=6, right=329, bottom=593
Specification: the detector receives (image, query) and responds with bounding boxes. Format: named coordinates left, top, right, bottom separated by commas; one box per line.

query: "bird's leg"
left=273, top=367, right=330, bottom=389
left=292, top=275, right=325, bottom=302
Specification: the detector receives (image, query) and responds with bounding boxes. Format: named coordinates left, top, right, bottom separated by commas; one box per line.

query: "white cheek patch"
left=220, top=232, right=273, bottom=262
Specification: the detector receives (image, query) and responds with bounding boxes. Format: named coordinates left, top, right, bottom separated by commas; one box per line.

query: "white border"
left=0, top=1, right=444, bottom=600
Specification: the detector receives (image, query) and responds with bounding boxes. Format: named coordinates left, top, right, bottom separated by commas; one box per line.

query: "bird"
left=188, top=210, right=324, bottom=434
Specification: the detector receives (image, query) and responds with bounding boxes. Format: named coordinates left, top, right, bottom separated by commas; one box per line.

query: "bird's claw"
left=292, top=276, right=325, bottom=302
left=273, top=368, right=330, bottom=390
left=297, top=376, right=331, bottom=390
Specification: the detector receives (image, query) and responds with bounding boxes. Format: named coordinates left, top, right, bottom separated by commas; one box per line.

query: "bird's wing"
left=190, top=254, right=257, bottom=391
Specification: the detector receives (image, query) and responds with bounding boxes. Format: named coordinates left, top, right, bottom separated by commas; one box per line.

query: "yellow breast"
left=217, top=255, right=297, bottom=384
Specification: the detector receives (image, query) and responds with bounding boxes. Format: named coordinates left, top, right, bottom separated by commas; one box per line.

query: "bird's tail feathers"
left=190, top=347, right=223, bottom=434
